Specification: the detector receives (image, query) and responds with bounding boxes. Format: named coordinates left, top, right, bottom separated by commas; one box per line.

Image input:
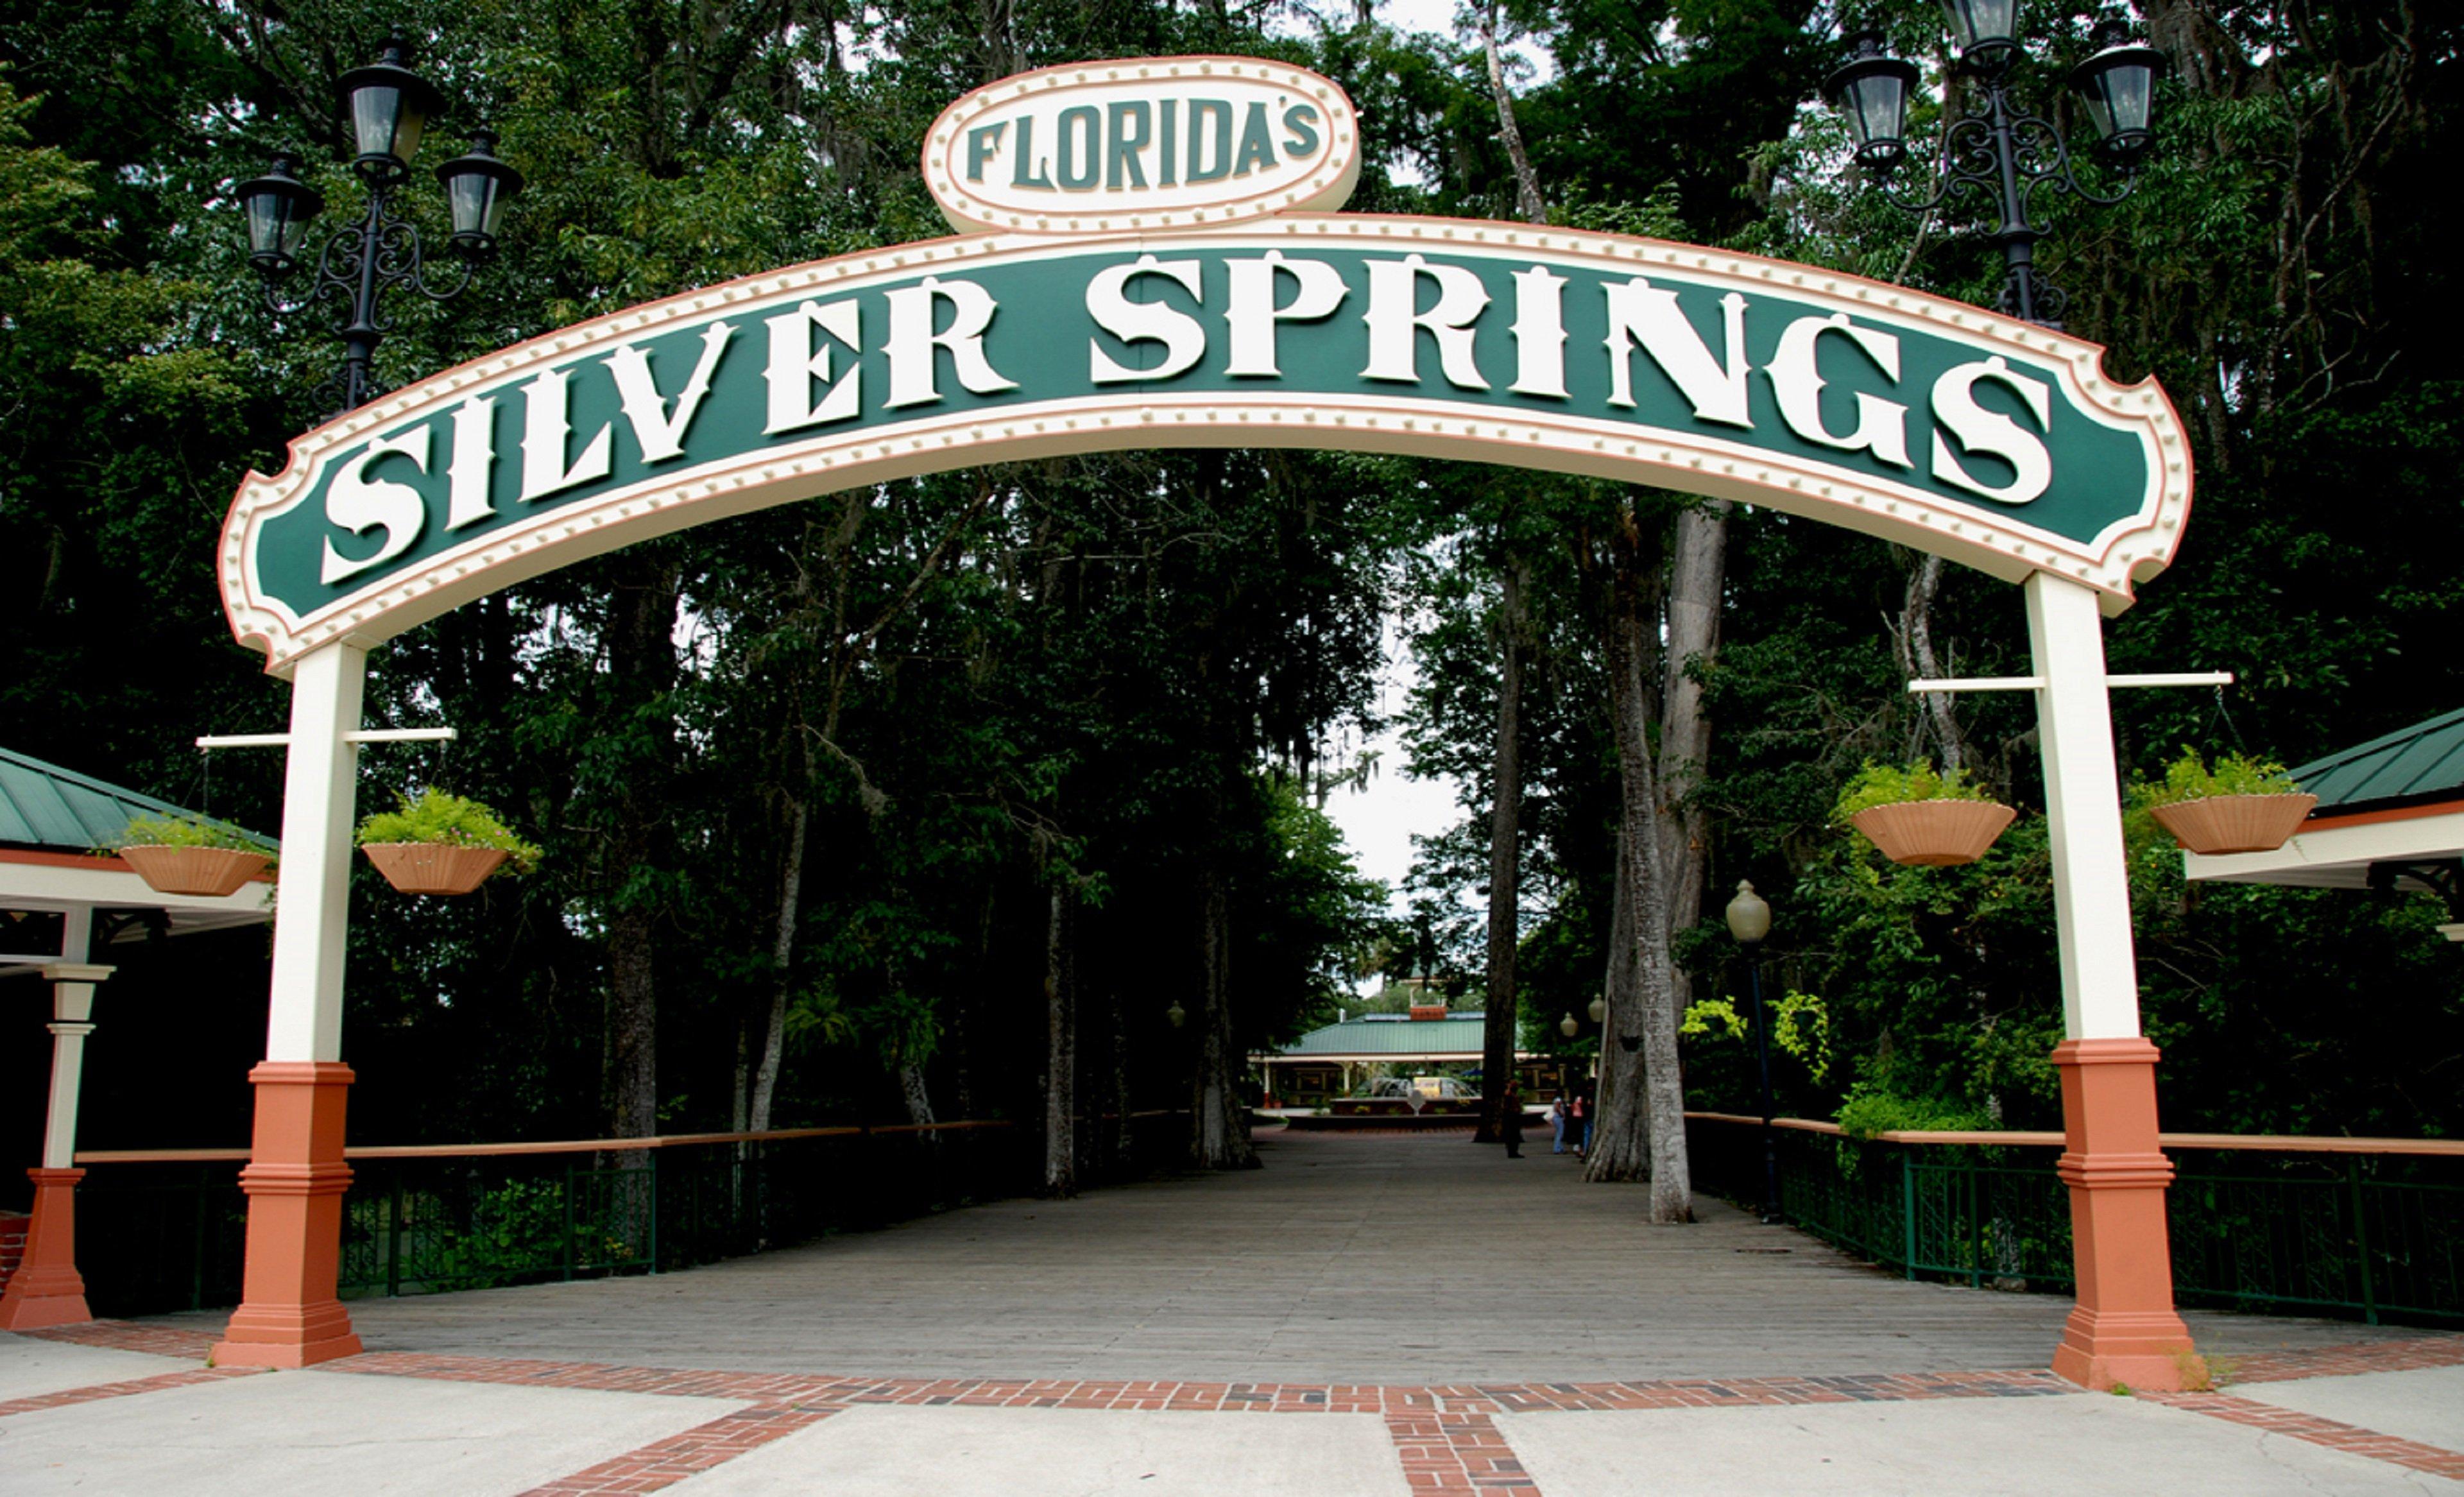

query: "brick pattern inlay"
left=2139, top=1392, right=2464, bottom=1481
left=1386, top=1410, right=1542, bottom=1495
left=24, top=1319, right=219, bottom=1360
left=328, top=1351, right=2075, bottom=1415
left=519, top=1405, right=842, bottom=1495
left=2217, top=1333, right=2464, bottom=1385
left=0, top=1366, right=261, bottom=1419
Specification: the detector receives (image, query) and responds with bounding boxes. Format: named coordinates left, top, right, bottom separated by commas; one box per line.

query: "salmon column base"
left=0, top=1168, right=91, bottom=1330
left=213, top=1061, right=364, bottom=1369
left=2050, top=1037, right=2205, bottom=1392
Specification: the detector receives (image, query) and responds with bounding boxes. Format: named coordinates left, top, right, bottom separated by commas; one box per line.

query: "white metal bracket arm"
left=1906, top=672, right=2234, bottom=694
left=196, top=728, right=459, bottom=750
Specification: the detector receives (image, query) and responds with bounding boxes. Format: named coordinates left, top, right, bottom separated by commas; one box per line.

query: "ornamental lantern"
left=1827, top=32, right=1922, bottom=169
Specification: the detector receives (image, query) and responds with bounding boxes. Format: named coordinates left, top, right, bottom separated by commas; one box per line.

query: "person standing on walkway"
left=1501, top=1081, right=1526, bottom=1158
left=1572, top=1090, right=1589, bottom=1158
left=1550, top=1093, right=1570, bottom=1154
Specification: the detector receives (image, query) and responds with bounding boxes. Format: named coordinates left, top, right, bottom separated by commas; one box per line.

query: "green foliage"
left=1834, top=1084, right=1994, bottom=1141
left=356, top=791, right=542, bottom=874
left=1833, top=761, right=1998, bottom=819
left=110, top=814, right=270, bottom=855
left=1681, top=991, right=1834, bottom=1084
left=2130, top=748, right=2299, bottom=808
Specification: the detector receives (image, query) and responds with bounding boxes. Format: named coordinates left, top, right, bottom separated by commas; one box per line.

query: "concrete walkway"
left=166, top=1125, right=2419, bottom=1383
left=7, top=1133, right=2462, bottom=1494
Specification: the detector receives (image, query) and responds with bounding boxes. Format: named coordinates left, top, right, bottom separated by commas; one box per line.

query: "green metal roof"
left=2290, top=707, right=2464, bottom=814
left=0, top=748, right=274, bottom=853
left=1265, top=1014, right=1492, bottom=1058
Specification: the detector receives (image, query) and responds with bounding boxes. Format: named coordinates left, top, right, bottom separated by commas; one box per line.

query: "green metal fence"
left=1688, top=1118, right=2464, bottom=1327
left=76, top=1114, right=1186, bottom=1318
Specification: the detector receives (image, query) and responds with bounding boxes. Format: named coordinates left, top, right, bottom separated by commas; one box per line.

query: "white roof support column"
left=2026, top=571, right=2143, bottom=1041
left=36, top=964, right=112, bottom=1170
left=264, top=642, right=366, bottom=1063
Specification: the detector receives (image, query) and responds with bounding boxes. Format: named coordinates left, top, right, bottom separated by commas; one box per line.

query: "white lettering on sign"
left=884, top=277, right=1018, bottom=409
left=925, top=58, right=1362, bottom=234
left=764, top=299, right=863, bottom=434
left=321, top=429, right=430, bottom=584
left=1768, top=312, right=1912, bottom=468
left=1087, top=255, right=1207, bottom=383
left=1363, top=255, right=1491, bottom=391
left=519, top=366, right=615, bottom=502
left=1932, top=356, right=2054, bottom=504
left=1604, top=278, right=1752, bottom=429
left=606, top=321, right=735, bottom=463
left=1222, top=252, right=1348, bottom=377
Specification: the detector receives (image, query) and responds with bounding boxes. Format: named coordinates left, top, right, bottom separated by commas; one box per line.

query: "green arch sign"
left=221, top=60, right=2189, bottom=674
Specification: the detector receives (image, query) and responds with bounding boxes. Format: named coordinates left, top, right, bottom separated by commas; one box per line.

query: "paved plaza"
left=5, top=1129, right=2461, bottom=1493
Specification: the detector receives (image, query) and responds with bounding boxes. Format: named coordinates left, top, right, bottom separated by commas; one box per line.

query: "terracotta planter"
left=362, top=842, right=508, bottom=895
left=1849, top=799, right=2018, bottom=867
left=2149, top=792, right=2317, bottom=856
left=117, top=845, right=271, bottom=898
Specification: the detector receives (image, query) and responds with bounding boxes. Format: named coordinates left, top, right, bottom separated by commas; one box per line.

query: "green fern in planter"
left=355, top=790, right=542, bottom=874
left=1833, top=761, right=1997, bottom=821
left=2130, top=748, right=2298, bottom=808
left=108, top=814, right=273, bottom=857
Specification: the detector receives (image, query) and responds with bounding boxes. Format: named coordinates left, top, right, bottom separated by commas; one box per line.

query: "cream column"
left=215, top=640, right=368, bottom=1368
left=0, top=958, right=112, bottom=1330
left=2024, top=570, right=2202, bottom=1392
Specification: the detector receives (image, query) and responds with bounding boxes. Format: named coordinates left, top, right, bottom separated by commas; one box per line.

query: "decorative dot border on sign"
left=220, top=214, right=2191, bottom=674
left=920, top=56, right=1361, bottom=236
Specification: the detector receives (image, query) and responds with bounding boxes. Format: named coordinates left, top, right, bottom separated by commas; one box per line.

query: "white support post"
left=2024, top=572, right=2141, bottom=1041
left=264, top=642, right=368, bottom=1063
left=37, top=964, right=112, bottom=1170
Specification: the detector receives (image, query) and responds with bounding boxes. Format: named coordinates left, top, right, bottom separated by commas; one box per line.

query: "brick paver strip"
left=517, top=1404, right=843, bottom=1496
left=2140, top=1391, right=2464, bottom=1481
left=0, top=1365, right=261, bottom=1419
left=2217, top=1332, right=2464, bottom=1385
left=1385, top=1410, right=1543, bottom=1495
left=328, top=1349, right=2075, bottom=1414
left=24, top=1319, right=220, bottom=1360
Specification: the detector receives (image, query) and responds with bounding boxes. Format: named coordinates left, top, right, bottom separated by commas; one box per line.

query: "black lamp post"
left=1826, top=12, right=2166, bottom=328
left=236, top=33, right=524, bottom=416
left=1724, top=879, right=1781, bottom=1225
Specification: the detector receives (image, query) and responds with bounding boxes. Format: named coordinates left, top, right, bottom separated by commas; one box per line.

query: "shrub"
left=355, top=790, right=542, bottom=873
left=2131, top=748, right=2299, bottom=808
left=109, top=814, right=270, bottom=856
left=1833, top=761, right=1996, bottom=821
left=1835, top=1084, right=1993, bottom=1140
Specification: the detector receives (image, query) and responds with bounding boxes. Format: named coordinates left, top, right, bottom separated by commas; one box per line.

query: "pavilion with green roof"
left=0, top=748, right=276, bottom=1330
left=2184, top=706, right=2464, bottom=939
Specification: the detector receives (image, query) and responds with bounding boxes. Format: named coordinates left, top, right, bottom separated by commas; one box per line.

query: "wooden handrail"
left=1684, top=1111, right=2464, bottom=1157
left=71, top=1109, right=1192, bottom=1166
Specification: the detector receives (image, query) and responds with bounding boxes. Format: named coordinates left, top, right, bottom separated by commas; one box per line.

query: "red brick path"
left=2137, top=1391, right=2464, bottom=1482
left=10, top=1322, right=2463, bottom=1494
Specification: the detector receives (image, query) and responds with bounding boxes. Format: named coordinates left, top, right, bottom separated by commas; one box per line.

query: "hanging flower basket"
left=1849, top=799, right=2018, bottom=867
left=361, top=842, right=509, bottom=895
left=2149, top=793, right=2316, bottom=856
left=354, top=789, right=540, bottom=896
left=117, top=844, right=272, bottom=898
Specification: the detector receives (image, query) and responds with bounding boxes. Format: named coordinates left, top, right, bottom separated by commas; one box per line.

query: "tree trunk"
left=1894, top=553, right=1965, bottom=775
left=1042, top=884, right=1077, bottom=1196
left=1477, top=554, right=1528, bottom=1142
left=748, top=792, right=809, bottom=1133
left=1588, top=820, right=1649, bottom=1179
left=1584, top=504, right=1693, bottom=1222
left=604, top=556, right=679, bottom=1142
left=1189, top=856, right=1257, bottom=1169
left=1657, top=500, right=1729, bottom=1036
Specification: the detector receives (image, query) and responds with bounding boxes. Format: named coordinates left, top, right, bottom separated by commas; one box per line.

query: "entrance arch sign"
left=207, top=56, right=2203, bottom=1394
left=222, top=219, right=2189, bottom=674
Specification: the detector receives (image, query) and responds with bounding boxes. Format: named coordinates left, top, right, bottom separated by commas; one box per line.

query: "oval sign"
left=924, top=56, right=1361, bottom=235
